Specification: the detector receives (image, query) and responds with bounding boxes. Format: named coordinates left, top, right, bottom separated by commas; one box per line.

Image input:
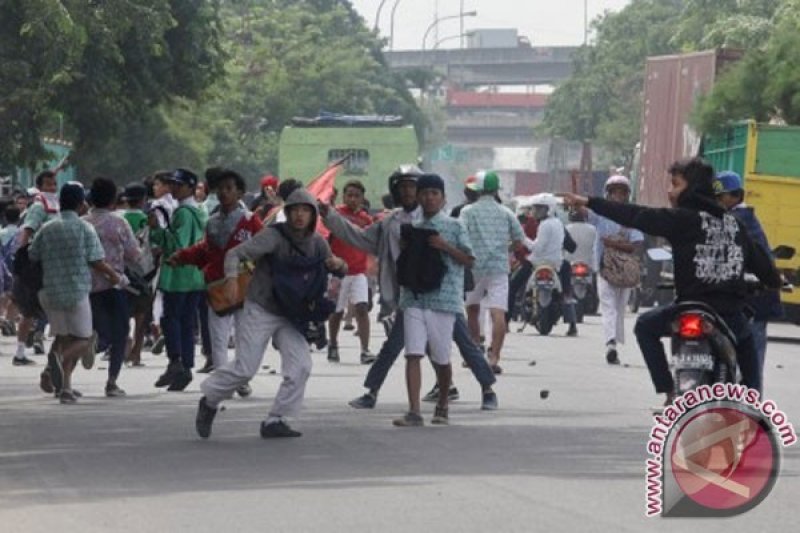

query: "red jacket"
left=175, top=210, right=263, bottom=283
left=330, top=205, right=372, bottom=275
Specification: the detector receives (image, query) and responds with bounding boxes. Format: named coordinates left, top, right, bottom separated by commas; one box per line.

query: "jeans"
left=363, top=311, right=497, bottom=392
left=635, top=304, right=761, bottom=394
left=162, top=290, right=203, bottom=370
left=751, top=320, right=768, bottom=391
left=90, top=288, right=130, bottom=381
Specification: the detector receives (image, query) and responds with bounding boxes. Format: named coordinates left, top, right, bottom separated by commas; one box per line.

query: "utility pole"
left=460, top=0, right=465, bottom=48
left=584, top=0, right=588, bottom=45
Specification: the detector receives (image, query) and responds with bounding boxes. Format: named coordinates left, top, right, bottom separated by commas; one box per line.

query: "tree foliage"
left=0, top=0, right=224, bottom=170
left=542, top=0, right=800, bottom=162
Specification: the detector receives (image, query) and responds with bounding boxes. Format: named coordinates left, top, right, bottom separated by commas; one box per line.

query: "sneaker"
left=143, top=336, right=154, bottom=349
left=260, top=420, right=302, bottom=438
left=343, top=323, right=355, bottom=331
left=39, top=368, right=54, bottom=394
left=33, top=339, right=45, bottom=355
left=167, top=369, right=192, bottom=391
left=422, top=385, right=459, bottom=403
left=59, top=390, right=78, bottom=405
left=154, top=362, right=182, bottom=388
left=566, top=325, right=578, bottom=337
left=82, top=331, right=98, bottom=370
left=431, top=405, right=449, bottom=425
left=54, top=388, right=81, bottom=398
left=481, top=391, right=499, bottom=411
left=327, top=345, right=340, bottom=363
left=606, top=347, right=620, bottom=365
left=348, top=392, right=377, bottom=409
left=360, top=350, right=376, bottom=365
left=236, top=383, right=252, bottom=398
left=195, top=397, right=218, bottom=439
left=105, top=383, right=127, bottom=397
left=12, top=356, right=35, bottom=366
left=393, top=411, right=424, bottom=427
left=151, top=336, right=166, bottom=355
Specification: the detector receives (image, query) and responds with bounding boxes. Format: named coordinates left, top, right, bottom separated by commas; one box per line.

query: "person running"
left=84, top=178, right=142, bottom=397
left=195, top=188, right=347, bottom=439
left=326, top=179, right=375, bottom=365
left=29, top=182, right=121, bottom=404
left=167, top=169, right=262, bottom=396
left=13, top=170, right=62, bottom=366
left=393, top=174, right=474, bottom=427
left=320, top=166, right=498, bottom=411
left=149, top=169, right=208, bottom=391
left=460, top=171, right=525, bottom=374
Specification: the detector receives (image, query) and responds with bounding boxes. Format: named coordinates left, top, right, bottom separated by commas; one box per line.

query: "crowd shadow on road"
left=0, top=391, right=650, bottom=510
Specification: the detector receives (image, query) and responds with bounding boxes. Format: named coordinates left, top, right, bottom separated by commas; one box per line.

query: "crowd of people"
left=0, top=155, right=783, bottom=437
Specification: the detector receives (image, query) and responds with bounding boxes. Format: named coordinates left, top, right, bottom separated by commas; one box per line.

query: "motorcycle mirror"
left=647, top=248, right=672, bottom=262
left=773, top=245, right=795, bottom=260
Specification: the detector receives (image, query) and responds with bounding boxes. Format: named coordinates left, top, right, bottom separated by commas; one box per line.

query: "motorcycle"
left=571, top=261, right=597, bottom=323
left=520, top=264, right=562, bottom=336
left=653, top=245, right=795, bottom=395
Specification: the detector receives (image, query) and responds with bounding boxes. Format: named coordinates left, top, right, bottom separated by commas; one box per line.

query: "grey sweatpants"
left=200, top=300, right=312, bottom=420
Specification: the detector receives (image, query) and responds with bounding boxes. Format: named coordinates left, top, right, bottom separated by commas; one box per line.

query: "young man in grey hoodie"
left=320, top=165, right=499, bottom=411
left=195, top=189, right=347, bottom=439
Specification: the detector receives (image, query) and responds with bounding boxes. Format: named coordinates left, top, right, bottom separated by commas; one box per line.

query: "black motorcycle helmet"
left=388, top=164, right=423, bottom=205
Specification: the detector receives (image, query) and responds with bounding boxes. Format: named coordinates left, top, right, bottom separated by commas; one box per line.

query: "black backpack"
left=269, top=224, right=335, bottom=331
left=396, top=224, right=447, bottom=297
left=13, top=244, right=43, bottom=292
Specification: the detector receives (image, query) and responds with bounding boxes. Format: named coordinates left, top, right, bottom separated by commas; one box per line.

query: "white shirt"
left=525, top=217, right=564, bottom=268
left=565, top=222, right=597, bottom=267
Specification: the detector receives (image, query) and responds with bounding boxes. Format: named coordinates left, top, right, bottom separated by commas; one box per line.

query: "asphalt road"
left=0, top=311, right=798, bottom=532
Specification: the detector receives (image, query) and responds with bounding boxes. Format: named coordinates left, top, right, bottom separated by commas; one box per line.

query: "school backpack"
left=13, top=243, right=43, bottom=292
left=269, top=223, right=335, bottom=331
left=396, top=224, right=446, bottom=297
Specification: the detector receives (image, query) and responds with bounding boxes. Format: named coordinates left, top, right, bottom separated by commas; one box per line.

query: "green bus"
left=279, top=117, right=419, bottom=207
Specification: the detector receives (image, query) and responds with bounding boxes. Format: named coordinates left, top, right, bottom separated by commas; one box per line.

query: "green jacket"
left=150, top=203, right=208, bottom=292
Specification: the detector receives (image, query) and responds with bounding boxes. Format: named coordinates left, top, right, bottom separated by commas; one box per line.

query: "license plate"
left=672, top=353, right=714, bottom=371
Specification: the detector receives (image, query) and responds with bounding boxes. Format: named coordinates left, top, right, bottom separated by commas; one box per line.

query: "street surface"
left=1, top=312, right=798, bottom=532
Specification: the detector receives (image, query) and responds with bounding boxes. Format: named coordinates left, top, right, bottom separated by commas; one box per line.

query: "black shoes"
left=566, top=324, right=578, bottom=337
left=327, top=345, right=340, bottom=363
left=606, top=347, right=620, bottom=365
left=155, top=361, right=183, bottom=388
left=348, top=392, right=377, bottom=409
left=195, top=397, right=218, bottom=439
left=167, top=369, right=193, bottom=391
left=12, top=356, right=35, bottom=366
left=260, top=420, right=302, bottom=438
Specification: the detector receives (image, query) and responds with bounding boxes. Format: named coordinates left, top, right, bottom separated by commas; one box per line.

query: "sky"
left=350, top=0, right=631, bottom=50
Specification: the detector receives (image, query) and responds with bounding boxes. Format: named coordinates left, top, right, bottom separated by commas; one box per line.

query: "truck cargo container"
left=635, top=49, right=742, bottom=207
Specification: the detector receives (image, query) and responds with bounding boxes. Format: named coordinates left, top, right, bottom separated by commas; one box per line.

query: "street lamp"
left=389, top=0, right=404, bottom=50
left=433, top=34, right=469, bottom=50
left=374, top=0, right=390, bottom=32
left=422, top=11, right=477, bottom=51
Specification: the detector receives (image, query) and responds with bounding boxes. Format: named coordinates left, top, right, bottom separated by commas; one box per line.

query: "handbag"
left=600, top=233, right=640, bottom=288
left=206, top=263, right=254, bottom=316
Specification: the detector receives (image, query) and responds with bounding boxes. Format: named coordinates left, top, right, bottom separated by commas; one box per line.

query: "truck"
left=279, top=115, right=419, bottom=207
left=702, top=121, right=800, bottom=323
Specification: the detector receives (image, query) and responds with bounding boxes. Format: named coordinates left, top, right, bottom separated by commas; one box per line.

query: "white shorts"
left=404, top=307, right=455, bottom=365
left=335, top=274, right=369, bottom=313
left=40, top=294, right=92, bottom=338
left=465, top=273, right=509, bottom=311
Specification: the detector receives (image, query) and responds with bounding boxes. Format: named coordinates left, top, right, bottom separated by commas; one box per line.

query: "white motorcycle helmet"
left=530, top=193, right=559, bottom=219
left=604, top=175, right=631, bottom=198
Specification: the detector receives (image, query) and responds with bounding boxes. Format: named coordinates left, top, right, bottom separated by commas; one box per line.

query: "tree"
left=0, top=0, right=224, bottom=171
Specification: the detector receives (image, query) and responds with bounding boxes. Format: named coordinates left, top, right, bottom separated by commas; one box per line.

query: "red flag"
left=306, top=156, right=348, bottom=238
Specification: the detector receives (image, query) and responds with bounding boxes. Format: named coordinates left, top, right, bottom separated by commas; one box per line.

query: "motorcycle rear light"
left=675, top=314, right=706, bottom=339
left=572, top=263, right=589, bottom=276
left=535, top=270, right=553, bottom=281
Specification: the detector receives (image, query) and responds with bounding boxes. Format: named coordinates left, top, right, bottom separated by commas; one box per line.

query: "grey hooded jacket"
left=224, top=189, right=332, bottom=315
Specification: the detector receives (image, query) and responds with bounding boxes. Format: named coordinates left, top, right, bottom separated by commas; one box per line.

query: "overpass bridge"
left=385, top=46, right=578, bottom=87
